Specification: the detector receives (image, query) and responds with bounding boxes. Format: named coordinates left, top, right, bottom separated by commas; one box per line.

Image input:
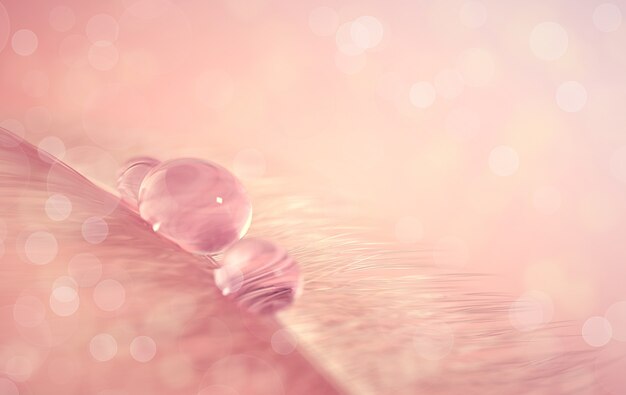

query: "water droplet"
left=117, top=156, right=160, bottom=209
left=214, top=238, right=302, bottom=314
left=138, top=158, right=252, bottom=254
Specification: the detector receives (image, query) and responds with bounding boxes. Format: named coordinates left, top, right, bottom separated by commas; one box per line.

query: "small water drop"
left=214, top=238, right=302, bottom=314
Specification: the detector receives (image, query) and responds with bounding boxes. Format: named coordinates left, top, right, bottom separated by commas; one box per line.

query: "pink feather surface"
left=2, top=128, right=623, bottom=394
left=0, top=129, right=342, bottom=395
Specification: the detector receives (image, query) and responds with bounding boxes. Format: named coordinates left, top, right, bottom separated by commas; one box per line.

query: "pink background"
left=1, top=0, right=626, bottom=393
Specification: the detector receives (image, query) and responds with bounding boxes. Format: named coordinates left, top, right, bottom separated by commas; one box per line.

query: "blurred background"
left=1, top=0, right=626, bottom=392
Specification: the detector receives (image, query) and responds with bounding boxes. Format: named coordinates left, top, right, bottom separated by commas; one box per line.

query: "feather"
left=0, top=128, right=599, bottom=394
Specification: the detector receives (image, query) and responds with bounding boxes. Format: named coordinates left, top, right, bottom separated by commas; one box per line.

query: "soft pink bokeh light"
left=1, top=0, right=626, bottom=393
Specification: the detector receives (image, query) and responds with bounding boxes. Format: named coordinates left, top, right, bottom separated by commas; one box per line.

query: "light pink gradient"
left=0, top=0, right=626, bottom=393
